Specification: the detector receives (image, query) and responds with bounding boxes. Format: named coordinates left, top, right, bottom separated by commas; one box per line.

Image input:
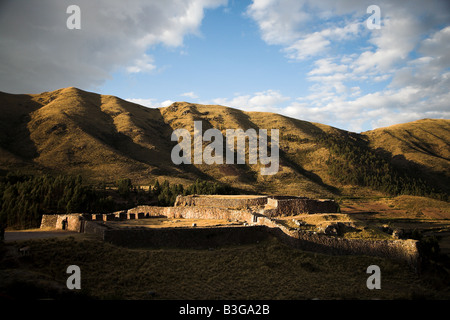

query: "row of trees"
left=157, top=178, right=236, bottom=205
left=319, top=134, right=448, bottom=201
left=116, top=178, right=236, bottom=206
left=0, top=173, right=120, bottom=229
left=0, top=172, right=236, bottom=230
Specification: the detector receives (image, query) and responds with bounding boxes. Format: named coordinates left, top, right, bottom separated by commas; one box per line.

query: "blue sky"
left=100, top=0, right=309, bottom=103
left=1, top=0, right=449, bottom=132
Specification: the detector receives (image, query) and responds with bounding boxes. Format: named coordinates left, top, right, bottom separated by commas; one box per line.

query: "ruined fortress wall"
left=127, top=205, right=253, bottom=221
left=165, top=207, right=253, bottom=221
left=174, top=195, right=268, bottom=209
left=83, top=220, right=108, bottom=236
left=265, top=198, right=339, bottom=216
left=285, top=229, right=420, bottom=269
left=40, top=214, right=58, bottom=229
left=127, top=205, right=167, bottom=217
left=103, top=226, right=271, bottom=249
left=41, top=206, right=254, bottom=231
left=135, top=195, right=341, bottom=217
left=40, top=205, right=419, bottom=270
left=40, top=213, right=82, bottom=231
left=58, top=214, right=82, bottom=232
left=254, top=215, right=421, bottom=270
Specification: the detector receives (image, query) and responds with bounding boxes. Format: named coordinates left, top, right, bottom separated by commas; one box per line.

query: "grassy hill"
left=0, top=87, right=448, bottom=200
left=363, top=119, right=450, bottom=197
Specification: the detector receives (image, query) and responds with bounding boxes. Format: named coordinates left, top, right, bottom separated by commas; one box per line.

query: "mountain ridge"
left=0, top=87, right=448, bottom=199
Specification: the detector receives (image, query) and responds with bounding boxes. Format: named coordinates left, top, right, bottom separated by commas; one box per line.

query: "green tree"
left=117, top=178, right=132, bottom=198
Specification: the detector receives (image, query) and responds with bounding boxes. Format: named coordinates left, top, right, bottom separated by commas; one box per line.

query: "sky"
left=1, top=0, right=449, bottom=132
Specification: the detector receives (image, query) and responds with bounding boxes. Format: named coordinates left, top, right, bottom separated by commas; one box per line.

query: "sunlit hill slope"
left=0, top=87, right=448, bottom=199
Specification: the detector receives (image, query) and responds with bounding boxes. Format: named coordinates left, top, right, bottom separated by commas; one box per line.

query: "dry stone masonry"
left=40, top=194, right=421, bottom=271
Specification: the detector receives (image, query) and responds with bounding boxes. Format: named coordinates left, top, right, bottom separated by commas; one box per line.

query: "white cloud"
left=351, top=14, right=423, bottom=75
left=284, top=32, right=330, bottom=60
left=0, top=0, right=227, bottom=93
left=282, top=102, right=331, bottom=125
left=126, top=98, right=174, bottom=108
left=126, top=98, right=156, bottom=108
left=246, top=0, right=450, bottom=131
left=160, top=100, right=175, bottom=107
left=284, top=22, right=362, bottom=61
left=246, top=0, right=310, bottom=45
left=308, top=58, right=348, bottom=76
left=212, top=89, right=290, bottom=112
left=419, top=25, right=450, bottom=69
left=181, top=92, right=199, bottom=99
left=126, top=54, right=156, bottom=73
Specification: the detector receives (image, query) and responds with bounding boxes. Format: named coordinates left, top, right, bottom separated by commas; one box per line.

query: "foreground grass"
left=1, top=235, right=449, bottom=300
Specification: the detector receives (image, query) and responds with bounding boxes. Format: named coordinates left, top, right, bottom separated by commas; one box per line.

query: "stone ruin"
left=41, top=195, right=339, bottom=230
left=174, top=195, right=340, bottom=215
left=39, top=194, right=422, bottom=271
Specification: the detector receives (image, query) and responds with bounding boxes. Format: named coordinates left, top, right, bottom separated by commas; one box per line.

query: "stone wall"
left=39, top=201, right=420, bottom=271
left=173, top=195, right=339, bottom=216
left=167, top=207, right=253, bottom=221
left=40, top=213, right=83, bottom=232
left=83, top=220, right=109, bottom=236
left=127, top=205, right=254, bottom=222
left=40, top=214, right=58, bottom=229
left=253, top=214, right=421, bottom=271
left=126, top=206, right=166, bottom=217
left=103, top=226, right=271, bottom=249
left=174, top=195, right=268, bottom=209
left=41, top=206, right=255, bottom=230
left=265, top=198, right=339, bottom=216
left=93, top=212, right=421, bottom=270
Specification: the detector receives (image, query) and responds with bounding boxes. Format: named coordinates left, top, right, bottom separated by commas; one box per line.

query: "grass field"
left=339, top=196, right=450, bottom=253
left=1, top=233, right=449, bottom=300
left=1, top=194, right=449, bottom=300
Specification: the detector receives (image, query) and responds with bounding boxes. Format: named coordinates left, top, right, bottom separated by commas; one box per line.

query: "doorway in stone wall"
left=62, top=218, right=68, bottom=230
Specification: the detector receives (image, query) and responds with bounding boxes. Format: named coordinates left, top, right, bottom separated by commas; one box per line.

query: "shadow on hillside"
left=374, top=149, right=450, bottom=196
left=0, top=93, right=41, bottom=161
left=367, top=130, right=449, bottom=196
left=196, top=111, right=342, bottom=195
left=382, top=130, right=450, bottom=161
left=279, top=148, right=340, bottom=195
left=328, top=126, right=449, bottom=198
left=74, top=92, right=171, bottom=166
left=59, top=92, right=212, bottom=181
left=279, top=119, right=343, bottom=195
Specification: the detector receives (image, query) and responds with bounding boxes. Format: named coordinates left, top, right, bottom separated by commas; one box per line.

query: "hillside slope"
left=363, top=119, right=450, bottom=195
left=0, top=87, right=448, bottom=199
